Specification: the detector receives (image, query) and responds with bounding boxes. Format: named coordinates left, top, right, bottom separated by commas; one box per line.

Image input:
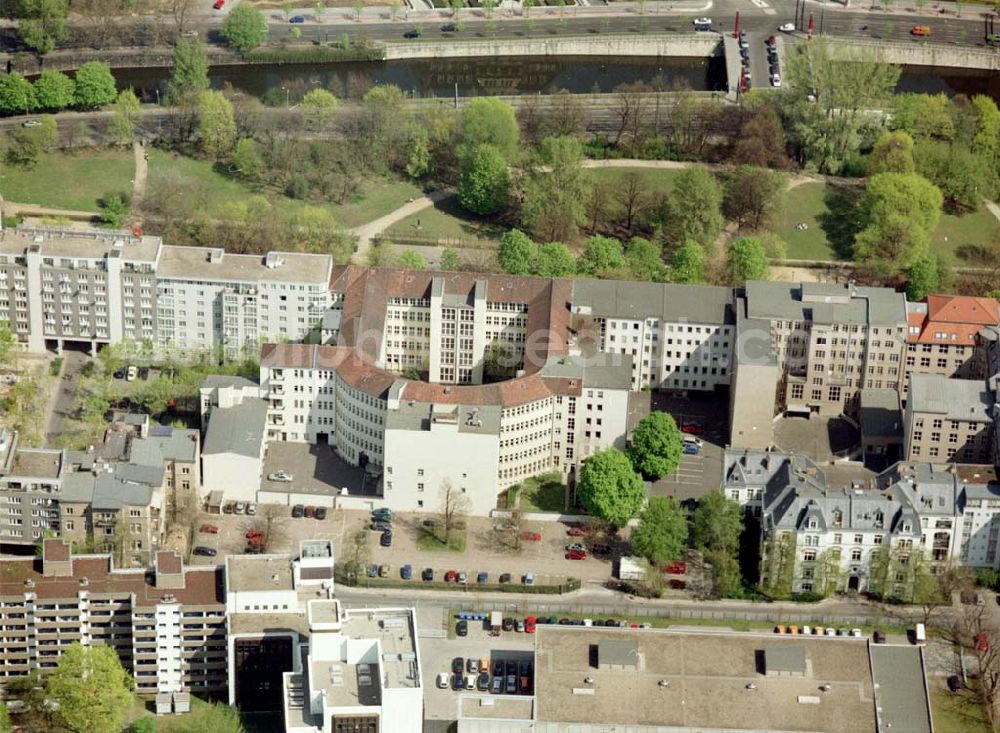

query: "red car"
left=566, top=526, right=585, bottom=537
left=977, top=633, right=989, bottom=652
left=445, top=570, right=457, bottom=582
left=304, top=506, right=316, bottom=518
left=520, top=531, right=541, bottom=541
left=525, top=616, right=537, bottom=634
left=245, top=530, right=263, bottom=540
left=212, top=0, right=224, bottom=8
left=199, top=524, right=219, bottom=534
left=663, top=561, right=686, bottom=575
left=565, top=549, right=587, bottom=560
left=681, top=423, right=705, bottom=435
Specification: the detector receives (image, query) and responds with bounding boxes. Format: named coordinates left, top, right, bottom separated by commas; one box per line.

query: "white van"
left=682, top=435, right=703, bottom=447
left=914, top=623, right=927, bottom=645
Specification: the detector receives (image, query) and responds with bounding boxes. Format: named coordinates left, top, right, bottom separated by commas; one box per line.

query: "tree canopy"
left=198, top=90, right=236, bottom=159
left=726, top=236, right=770, bottom=284
left=534, top=241, right=575, bottom=277
left=458, top=143, right=509, bottom=215
left=168, top=37, right=210, bottom=104
left=630, top=496, right=688, bottom=567
left=660, top=167, right=723, bottom=247
left=73, top=62, right=117, bottom=109
left=520, top=135, right=590, bottom=243
left=32, top=70, right=75, bottom=111
left=498, top=229, right=536, bottom=275
left=577, top=448, right=646, bottom=528
left=868, top=131, right=915, bottom=175
left=579, top=235, right=626, bottom=276
left=723, top=166, right=785, bottom=231
left=0, top=73, right=36, bottom=116
left=17, top=0, right=68, bottom=54
left=220, top=5, right=269, bottom=52
left=692, top=490, right=744, bottom=555
left=461, top=97, right=519, bottom=160
left=48, top=644, right=134, bottom=733
left=671, top=240, right=706, bottom=284
left=627, top=411, right=682, bottom=480
left=625, top=237, right=664, bottom=281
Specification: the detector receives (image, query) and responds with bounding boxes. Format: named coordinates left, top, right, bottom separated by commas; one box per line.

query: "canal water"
left=111, top=55, right=1000, bottom=102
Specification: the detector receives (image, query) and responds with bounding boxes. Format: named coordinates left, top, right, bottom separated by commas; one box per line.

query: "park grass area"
left=587, top=165, right=685, bottom=192
left=930, top=685, right=991, bottom=733
left=518, top=472, right=568, bottom=513
left=146, top=149, right=422, bottom=229
left=385, top=194, right=505, bottom=246
left=417, top=527, right=467, bottom=552
left=0, top=149, right=134, bottom=212
left=778, top=180, right=1000, bottom=264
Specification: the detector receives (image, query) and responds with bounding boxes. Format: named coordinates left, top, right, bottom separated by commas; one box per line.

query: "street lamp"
left=281, top=85, right=290, bottom=109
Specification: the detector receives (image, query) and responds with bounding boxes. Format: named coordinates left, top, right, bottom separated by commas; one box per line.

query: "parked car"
left=403, top=28, right=421, bottom=38
left=437, top=672, right=450, bottom=689
left=371, top=520, right=392, bottom=532
left=289, top=14, right=305, bottom=22
left=771, top=74, right=782, bottom=88
left=525, top=616, right=537, bottom=634
left=126, top=366, right=138, bottom=381
left=367, top=564, right=379, bottom=578
left=779, top=22, right=795, bottom=32
left=21, top=118, right=42, bottom=127
left=477, top=571, right=489, bottom=584
left=212, top=0, right=224, bottom=8
left=377, top=564, right=390, bottom=578
left=499, top=573, right=511, bottom=583
left=516, top=618, right=525, bottom=632
left=199, top=524, right=219, bottom=534
left=457, top=571, right=467, bottom=583
left=977, top=633, right=989, bottom=652
left=873, top=630, right=887, bottom=644
left=479, top=658, right=490, bottom=673
left=766, top=34, right=777, bottom=46
left=491, top=676, right=503, bottom=694
left=193, top=546, right=217, bottom=557
left=520, top=531, right=542, bottom=541
left=523, top=573, right=535, bottom=585
left=566, top=549, right=587, bottom=560
left=911, top=25, right=931, bottom=36
left=693, top=16, right=712, bottom=25
left=566, top=543, right=587, bottom=553
left=234, top=502, right=246, bottom=515
left=456, top=620, right=468, bottom=637
left=223, top=503, right=234, bottom=514
left=291, top=504, right=305, bottom=518
left=380, top=531, right=393, bottom=547
left=502, top=617, right=515, bottom=632
left=477, top=673, right=489, bottom=691
left=505, top=674, right=517, bottom=694
left=401, top=564, right=412, bottom=580
left=668, top=578, right=686, bottom=589
left=303, top=506, right=315, bottom=518
left=246, top=530, right=263, bottom=540
left=466, top=658, right=478, bottom=674
left=947, top=674, right=963, bottom=692
left=422, top=568, right=434, bottom=581
left=663, top=561, right=686, bottom=575
left=315, top=506, right=327, bottom=520
left=445, top=570, right=458, bottom=583
left=682, top=435, right=703, bottom=447
left=452, top=657, right=465, bottom=675
left=451, top=674, right=463, bottom=691
left=268, top=471, right=294, bottom=482
left=113, top=366, right=127, bottom=379
left=246, top=502, right=257, bottom=515
left=372, top=508, right=394, bottom=522
left=682, top=443, right=700, bottom=455
left=567, top=526, right=585, bottom=537
left=851, top=628, right=862, bottom=638
left=493, top=660, right=505, bottom=677
left=681, top=423, right=704, bottom=435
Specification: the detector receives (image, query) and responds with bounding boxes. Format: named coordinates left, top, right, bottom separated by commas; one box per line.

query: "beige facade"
left=904, top=374, right=994, bottom=464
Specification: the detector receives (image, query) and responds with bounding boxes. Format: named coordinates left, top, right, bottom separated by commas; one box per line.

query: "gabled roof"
left=907, top=294, right=1000, bottom=345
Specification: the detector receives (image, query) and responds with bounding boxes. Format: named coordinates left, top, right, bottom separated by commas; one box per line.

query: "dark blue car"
left=401, top=564, right=412, bottom=580
left=289, top=15, right=305, bottom=22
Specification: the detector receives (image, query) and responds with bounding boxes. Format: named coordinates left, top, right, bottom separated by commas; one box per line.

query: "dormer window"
left=832, top=509, right=843, bottom=528
left=874, top=511, right=884, bottom=528
left=903, top=522, right=912, bottom=533
left=807, top=518, right=817, bottom=530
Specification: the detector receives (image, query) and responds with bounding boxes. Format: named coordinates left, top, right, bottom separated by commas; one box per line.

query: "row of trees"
left=0, top=63, right=117, bottom=115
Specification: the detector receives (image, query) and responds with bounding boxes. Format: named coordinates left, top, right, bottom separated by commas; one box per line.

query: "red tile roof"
left=0, top=554, right=223, bottom=607
left=908, top=295, right=1000, bottom=345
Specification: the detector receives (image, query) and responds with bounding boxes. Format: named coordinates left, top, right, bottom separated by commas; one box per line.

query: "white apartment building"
left=570, top=280, right=735, bottom=392
left=0, top=225, right=331, bottom=359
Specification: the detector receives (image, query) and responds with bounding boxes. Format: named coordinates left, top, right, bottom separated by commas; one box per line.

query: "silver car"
left=268, top=471, right=293, bottom=482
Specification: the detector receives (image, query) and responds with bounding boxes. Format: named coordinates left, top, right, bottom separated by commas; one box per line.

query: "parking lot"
left=648, top=390, right=728, bottom=502
left=418, top=614, right=536, bottom=721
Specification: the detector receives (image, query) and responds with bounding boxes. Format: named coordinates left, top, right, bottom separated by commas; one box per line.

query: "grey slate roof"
left=200, top=375, right=259, bottom=390
left=907, top=374, right=992, bottom=422
left=744, top=281, right=906, bottom=326
left=540, top=353, right=633, bottom=391
left=572, top=279, right=734, bottom=325
left=130, top=428, right=198, bottom=466
left=203, top=398, right=268, bottom=458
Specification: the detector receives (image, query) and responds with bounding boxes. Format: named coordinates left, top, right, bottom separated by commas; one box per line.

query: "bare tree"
left=962, top=603, right=1000, bottom=727
left=343, top=528, right=371, bottom=579
left=616, top=172, right=647, bottom=234
left=249, top=503, right=286, bottom=550
left=438, top=480, right=470, bottom=546
left=168, top=0, right=196, bottom=35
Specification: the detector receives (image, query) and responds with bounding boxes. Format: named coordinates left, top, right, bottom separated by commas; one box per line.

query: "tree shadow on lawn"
left=817, top=183, right=864, bottom=260
left=520, top=474, right=568, bottom=513
left=424, top=195, right=510, bottom=240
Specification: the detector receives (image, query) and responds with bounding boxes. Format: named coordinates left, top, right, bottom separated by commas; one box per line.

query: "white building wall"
left=498, top=398, right=556, bottom=488
left=574, top=387, right=629, bottom=461
left=383, top=422, right=500, bottom=516
left=154, top=602, right=183, bottom=694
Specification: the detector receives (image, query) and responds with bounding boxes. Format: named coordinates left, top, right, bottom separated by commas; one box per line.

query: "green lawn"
left=518, top=472, right=568, bottom=513
left=777, top=180, right=1000, bottom=264
left=332, top=178, right=425, bottom=228
left=385, top=194, right=505, bottom=246
left=930, top=686, right=991, bottom=733
left=1, top=149, right=134, bottom=212
left=416, top=528, right=467, bottom=552
left=588, top=166, right=685, bottom=192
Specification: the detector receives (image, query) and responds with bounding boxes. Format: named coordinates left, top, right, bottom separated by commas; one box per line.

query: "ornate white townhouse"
left=724, top=449, right=1000, bottom=595
left=0, top=225, right=331, bottom=359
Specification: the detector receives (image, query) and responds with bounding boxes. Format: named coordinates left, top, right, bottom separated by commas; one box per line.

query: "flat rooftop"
left=157, top=246, right=331, bottom=285
left=0, top=227, right=162, bottom=264
left=341, top=609, right=420, bottom=690
left=460, top=695, right=534, bottom=722
left=534, top=628, right=878, bottom=732
left=225, top=554, right=294, bottom=593
left=9, top=448, right=61, bottom=479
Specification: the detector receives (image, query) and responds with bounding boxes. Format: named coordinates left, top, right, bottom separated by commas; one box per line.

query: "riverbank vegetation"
left=2, top=37, right=999, bottom=297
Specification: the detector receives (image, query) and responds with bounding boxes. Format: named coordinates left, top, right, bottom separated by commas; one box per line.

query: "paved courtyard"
left=648, top=390, right=728, bottom=502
